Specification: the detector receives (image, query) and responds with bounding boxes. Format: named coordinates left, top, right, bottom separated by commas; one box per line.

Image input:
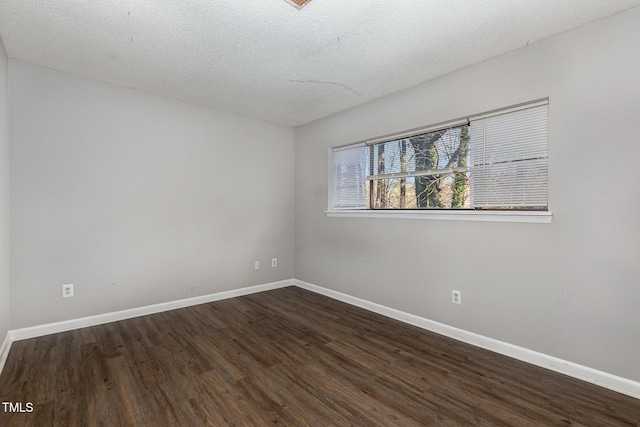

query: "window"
left=330, top=100, right=549, bottom=218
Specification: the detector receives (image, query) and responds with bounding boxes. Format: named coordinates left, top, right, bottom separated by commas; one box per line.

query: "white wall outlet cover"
left=452, top=290, right=461, bottom=304
left=62, top=284, right=74, bottom=298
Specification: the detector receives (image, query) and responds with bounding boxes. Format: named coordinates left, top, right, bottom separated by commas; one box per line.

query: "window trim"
left=327, top=98, right=551, bottom=223
left=325, top=209, right=552, bottom=223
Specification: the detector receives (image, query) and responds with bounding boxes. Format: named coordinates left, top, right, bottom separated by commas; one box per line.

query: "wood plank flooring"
left=1, top=286, right=639, bottom=426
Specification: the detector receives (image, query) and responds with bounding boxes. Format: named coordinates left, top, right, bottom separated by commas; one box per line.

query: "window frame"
left=327, top=99, right=552, bottom=223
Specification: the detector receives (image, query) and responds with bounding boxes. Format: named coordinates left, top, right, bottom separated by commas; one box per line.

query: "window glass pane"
left=371, top=173, right=470, bottom=209
left=372, top=139, right=408, bottom=176
left=370, top=125, right=470, bottom=209
left=409, top=126, right=469, bottom=173
left=372, top=126, right=469, bottom=177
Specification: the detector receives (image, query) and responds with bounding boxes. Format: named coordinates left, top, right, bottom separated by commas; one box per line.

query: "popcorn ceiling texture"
left=0, top=0, right=638, bottom=126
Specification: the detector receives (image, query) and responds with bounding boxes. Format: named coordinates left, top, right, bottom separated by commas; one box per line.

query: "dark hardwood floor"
left=1, top=286, right=638, bottom=426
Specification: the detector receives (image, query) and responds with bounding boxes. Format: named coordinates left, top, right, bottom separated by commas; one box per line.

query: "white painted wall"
left=0, top=40, right=10, bottom=343
left=295, top=8, right=640, bottom=382
left=9, top=61, right=295, bottom=328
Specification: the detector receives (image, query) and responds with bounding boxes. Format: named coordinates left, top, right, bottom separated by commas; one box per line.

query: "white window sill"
left=325, top=210, right=552, bottom=223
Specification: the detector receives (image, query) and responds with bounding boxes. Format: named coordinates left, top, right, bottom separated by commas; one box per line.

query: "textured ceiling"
left=0, top=1, right=639, bottom=126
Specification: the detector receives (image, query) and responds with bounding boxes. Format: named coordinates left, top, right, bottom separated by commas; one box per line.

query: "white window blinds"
left=331, top=144, right=369, bottom=209
left=469, top=103, right=548, bottom=209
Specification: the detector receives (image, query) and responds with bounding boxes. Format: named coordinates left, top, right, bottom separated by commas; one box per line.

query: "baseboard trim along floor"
left=8, top=279, right=294, bottom=343
left=3, top=277, right=639, bottom=400
left=0, top=331, right=11, bottom=376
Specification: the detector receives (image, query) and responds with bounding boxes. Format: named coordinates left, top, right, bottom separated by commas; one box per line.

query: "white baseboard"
left=0, top=331, right=11, bottom=375
left=294, top=279, right=640, bottom=400
left=9, top=279, right=294, bottom=342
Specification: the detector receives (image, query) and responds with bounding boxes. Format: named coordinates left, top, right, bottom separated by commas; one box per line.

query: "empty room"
left=1, top=1, right=640, bottom=425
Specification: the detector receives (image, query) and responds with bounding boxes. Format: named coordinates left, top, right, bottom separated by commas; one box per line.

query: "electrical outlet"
left=254, top=261, right=260, bottom=270
left=452, top=290, right=461, bottom=304
left=272, top=258, right=277, bottom=268
left=62, top=284, right=74, bottom=298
